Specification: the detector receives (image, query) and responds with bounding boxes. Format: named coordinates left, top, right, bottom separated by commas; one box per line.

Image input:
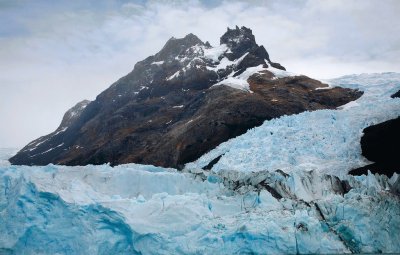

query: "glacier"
left=1, top=163, right=399, bottom=254
left=186, top=72, right=400, bottom=177
left=1, top=73, right=400, bottom=254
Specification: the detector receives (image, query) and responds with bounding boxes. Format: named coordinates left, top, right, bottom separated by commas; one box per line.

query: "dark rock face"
left=59, top=100, right=91, bottom=128
left=350, top=117, right=400, bottom=176
left=10, top=26, right=363, bottom=168
left=391, top=90, right=400, bottom=98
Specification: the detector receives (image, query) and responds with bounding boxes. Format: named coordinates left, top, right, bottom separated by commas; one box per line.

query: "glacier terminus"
left=1, top=72, right=400, bottom=254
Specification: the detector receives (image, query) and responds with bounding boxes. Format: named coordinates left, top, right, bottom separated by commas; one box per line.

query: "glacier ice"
left=0, top=178, right=137, bottom=254
left=186, top=73, right=400, bottom=177
left=1, top=162, right=399, bottom=254
left=1, top=73, right=400, bottom=254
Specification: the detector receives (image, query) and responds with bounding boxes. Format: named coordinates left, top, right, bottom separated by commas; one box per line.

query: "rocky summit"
left=10, top=26, right=363, bottom=168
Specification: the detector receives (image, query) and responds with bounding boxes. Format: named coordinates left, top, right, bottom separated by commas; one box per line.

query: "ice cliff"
left=1, top=163, right=399, bottom=254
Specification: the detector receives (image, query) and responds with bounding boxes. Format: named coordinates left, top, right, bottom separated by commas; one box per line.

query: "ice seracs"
left=187, top=72, right=400, bottom=177
left=1, top=158, right=399, bottom=254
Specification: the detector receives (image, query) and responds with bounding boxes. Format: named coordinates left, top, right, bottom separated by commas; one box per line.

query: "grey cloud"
left=0, top=0, right=399, bottom=148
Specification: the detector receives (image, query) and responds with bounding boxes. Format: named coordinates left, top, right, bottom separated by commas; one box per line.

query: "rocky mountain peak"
left=155, top=33, right=205, bottom=61
left=118, top=25, right=287, bottom=98
left=114, top=26, right=288, bottom=100
left=221, top=26, right=256, bottom=46
left=220, top=26, right=258, bottom=60
left=9, top=26, right=362, bottom=168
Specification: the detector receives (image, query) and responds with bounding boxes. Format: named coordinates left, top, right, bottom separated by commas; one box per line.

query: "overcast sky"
left=1, top=0, right=399, bottom=148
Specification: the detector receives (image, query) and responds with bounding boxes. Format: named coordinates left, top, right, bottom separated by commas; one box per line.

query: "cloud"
left=0, top=0, right=399, bottom=148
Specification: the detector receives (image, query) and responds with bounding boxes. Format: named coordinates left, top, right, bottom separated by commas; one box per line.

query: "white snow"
left=207, top=52, right=249, bottom=72
left=214, top=64, right=266, bottom=92
left=26, top=137, right=49, bottom=151
left=167, top=57, right=206, bottom=81
left=53, top=127, right=68, bottom=136
left=187, top=44, right=204, bottom=56
left=166, top=43, right=248, bottom=82
left=37, top=143, right=64, bottom=155
left=152, top=61, right=164, bottom=65
left=206, top=57, right=231, bottom=71
left=315, top=85, right=333, bottom=90
left=203, top=44, right=228, bottom=62
left=266, top=64, right=297, bottom=78
left=167, top=70, right=181, bottom=81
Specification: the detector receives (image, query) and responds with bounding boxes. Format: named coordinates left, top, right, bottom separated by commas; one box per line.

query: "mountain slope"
left=10, top=26, right=362, bottom=168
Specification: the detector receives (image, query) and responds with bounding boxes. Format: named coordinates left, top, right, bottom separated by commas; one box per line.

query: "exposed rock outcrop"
left=10, top=26, right=362, bottom=168
left=391, top=90, right=400, bottom=98
left=350, top=116, right=400, bottom=176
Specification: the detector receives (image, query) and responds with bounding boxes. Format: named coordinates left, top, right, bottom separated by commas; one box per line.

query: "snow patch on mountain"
left=25, top=138, right=49, bottom=152
left=167, top=42, right=248, bottom=82
left=53, top=127, right=68, bottom=136
left=207, top=52, right=249, bottom=72
left=214, top=64, right=265, bottom=92
left=152, top=61, right=164, bottom=65
left=266, top=65, right=297, bottom=78
left=203, top=44, right=229, bottom=62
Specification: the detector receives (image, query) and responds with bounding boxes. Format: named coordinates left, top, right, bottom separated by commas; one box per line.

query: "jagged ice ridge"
left=1, top=161, right=399, bottom=254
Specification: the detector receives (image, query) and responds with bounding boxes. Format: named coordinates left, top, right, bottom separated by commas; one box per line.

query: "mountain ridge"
left=10, top=26, right=362, bottom=168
